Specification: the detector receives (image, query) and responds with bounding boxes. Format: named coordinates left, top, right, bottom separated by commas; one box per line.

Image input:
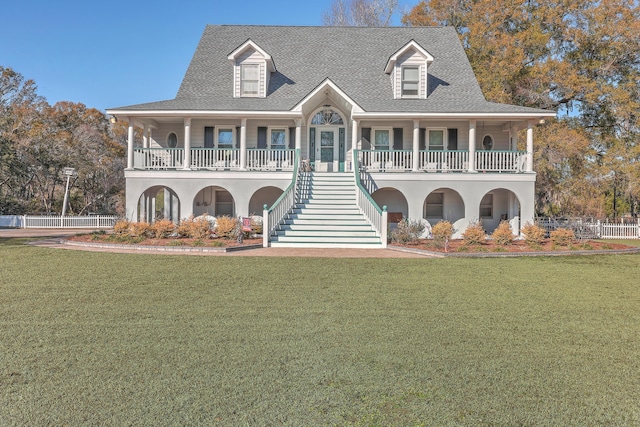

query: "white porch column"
left=351, top=119, right=358, bottom=171
left=183, top=118, right=191, bottom=170
left=468, top=119, right=476, bottom=172
left=240, top=118, right=247, bottom=170
left=526, top=120, right=534, bottom=172
left=143, top=125, right=149, bottom=149
left=126, top=117, right=134, bottom=170
left=412, top=119, right=420, bottom=172
left=295, top=119, right=302, bottom=150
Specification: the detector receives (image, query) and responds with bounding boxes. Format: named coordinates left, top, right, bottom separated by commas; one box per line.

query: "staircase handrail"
left=353, top=149, right=387, bottom=248
left=262, top=148, right=301, bottom=247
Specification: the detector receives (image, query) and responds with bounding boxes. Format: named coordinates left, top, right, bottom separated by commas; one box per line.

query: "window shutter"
left=393, top=128, right=403, bottom=150
left=204, top=127, right=214, bottom=148
left=289, top=127, right=295, bottom=150
left=257, top=127, right=267, bottom=149
left=448, top=128, right=458, bottom=150
left=235, top=127, right=241, bottom=148
left=361, top=128, right=371, bottom=149
left=419, top=128, right=426, bottom=150
left=309, top=128, right=315, bottom=162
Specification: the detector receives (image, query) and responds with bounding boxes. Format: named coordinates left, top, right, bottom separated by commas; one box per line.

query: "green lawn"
left=1, top=238, right=640, bottom=425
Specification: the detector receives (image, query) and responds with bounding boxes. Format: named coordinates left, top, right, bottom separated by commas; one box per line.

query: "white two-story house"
left=107, top=25, right=555, bottom=248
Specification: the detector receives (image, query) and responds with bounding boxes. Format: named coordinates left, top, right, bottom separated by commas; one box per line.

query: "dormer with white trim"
left=385, top=40, right=434, bottom=100
left=227, top=40, right=276, bottom=98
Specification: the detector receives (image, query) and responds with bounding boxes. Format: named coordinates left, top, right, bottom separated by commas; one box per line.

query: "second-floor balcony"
left=131, top=147, right=529, bottom=173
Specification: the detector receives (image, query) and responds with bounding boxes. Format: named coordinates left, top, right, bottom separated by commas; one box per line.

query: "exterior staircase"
left=269, top=172, right=384, bottom=248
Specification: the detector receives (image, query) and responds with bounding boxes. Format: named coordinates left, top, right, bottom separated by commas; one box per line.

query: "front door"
left=316, top=127, right=338, bottom=172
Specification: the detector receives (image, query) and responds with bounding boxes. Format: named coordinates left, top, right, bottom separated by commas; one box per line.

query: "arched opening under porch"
left=371, top=187, right=408, bottom=224
left=248, top=186, right=284, bottom=215
left=138, top=186, right=180, bottom=223
left=479, top=188, right=522, bottom=234
left=192, top=186, right=235, bottom=218
left=423, top=188, right=465, bottom=225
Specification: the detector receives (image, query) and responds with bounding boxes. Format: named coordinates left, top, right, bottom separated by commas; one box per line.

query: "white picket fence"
left=1, top=215, right=117, bottom=229
left=537, top=218, right=640, bottom=239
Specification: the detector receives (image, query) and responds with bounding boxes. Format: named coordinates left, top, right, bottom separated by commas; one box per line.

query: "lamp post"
left=61, top=167, right=76, bottom=217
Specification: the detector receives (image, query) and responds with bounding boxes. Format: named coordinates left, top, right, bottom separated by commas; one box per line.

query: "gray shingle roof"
left=112, top=25, right=552, bottom=115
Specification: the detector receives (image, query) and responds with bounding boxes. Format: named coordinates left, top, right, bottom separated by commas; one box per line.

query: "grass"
left=1, top=237, right=640, bottom=425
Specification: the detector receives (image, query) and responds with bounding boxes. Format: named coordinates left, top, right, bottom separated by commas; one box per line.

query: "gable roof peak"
left=227, top=39, right=276, bottom=72
left=384, top=39, right=434, bottom=74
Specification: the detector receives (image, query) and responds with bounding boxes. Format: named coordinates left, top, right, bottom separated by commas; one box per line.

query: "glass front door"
left=316, top=128, right=338, bottom=172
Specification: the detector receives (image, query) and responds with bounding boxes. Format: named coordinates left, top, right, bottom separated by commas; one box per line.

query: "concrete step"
left=286, top=213, right=366, bottom=221
left=271, top=235, right=381, bottom=243
left=275, top=230, right=377, bottom=237
left=278, top=224, right=374, bottom=231
left=270, top=241, right=383, bottom=248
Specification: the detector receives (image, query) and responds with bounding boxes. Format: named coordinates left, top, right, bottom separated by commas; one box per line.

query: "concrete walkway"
left=0, top=228, right=429, bottom=258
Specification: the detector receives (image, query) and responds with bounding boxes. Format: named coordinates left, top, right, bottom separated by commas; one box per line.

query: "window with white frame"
left=240, top=64, right=260, bottom=97
left=269, top=128, right=287, bottom=149
left=216, top=127, right=235, bottom=148
left=401, top=66, right=420, bottom=97
left=424, top=192, right=444, bottom=218
left=373, top=128, right=392, bottom=150
left=480, top=193, right=493, bottom=218
left=428, top=129, right=446, bottom=150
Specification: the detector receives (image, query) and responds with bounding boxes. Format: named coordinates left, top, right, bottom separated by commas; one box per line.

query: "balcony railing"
left=133, top=148, right=295, bottom=171
left=133, top=148, right=528, bottom=173
left=360, top=149, right=527, bottom=173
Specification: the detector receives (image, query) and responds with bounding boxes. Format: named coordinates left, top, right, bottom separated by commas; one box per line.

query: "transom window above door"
left=311, top=108, right=344, bottom=125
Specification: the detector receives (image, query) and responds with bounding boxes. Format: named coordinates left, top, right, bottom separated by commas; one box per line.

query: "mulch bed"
left=396, top=239, right=635, bottom=254
left=67, top=233, right=262, bottom=248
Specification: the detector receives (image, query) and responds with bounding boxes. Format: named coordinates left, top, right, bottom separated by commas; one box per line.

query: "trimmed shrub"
left=432, top=221, right=454, bottom=243
left=550, top=227, right=575, bottom=246
left=215, top=215, right=238, bottom=240
left=522, top=222, right=546, bottom=245
left=149, top=219, right=175, bottom=238
left=492, top=221, right=513, bottom=245
left=128, top=221, right=150, bottom=238
left=177, top=216, right=211, bottom=239
left=462, top=222, right=486, bottom=245
left=113, top=219, right=130, bottom=236
left=391, top=218, right=425, bottom=244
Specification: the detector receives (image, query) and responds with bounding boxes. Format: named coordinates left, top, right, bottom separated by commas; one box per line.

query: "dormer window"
left=241, top=64, right=260, bottom=96
left=385, top=40, right=434, bottom=100
left=228, top=40, right=276, bottom=98
left=401, top=66, right=419, bottom=97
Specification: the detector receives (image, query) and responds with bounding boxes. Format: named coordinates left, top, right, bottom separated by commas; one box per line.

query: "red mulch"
left=68, top=234, right=262, bottom=248
left=397, top=239, right=634, bottom=253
